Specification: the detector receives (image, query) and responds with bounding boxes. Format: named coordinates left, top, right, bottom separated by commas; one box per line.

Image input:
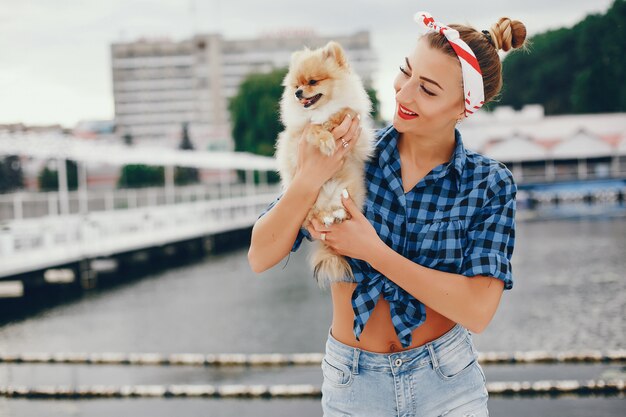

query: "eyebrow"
left=404, top=56, right=444, bottom=91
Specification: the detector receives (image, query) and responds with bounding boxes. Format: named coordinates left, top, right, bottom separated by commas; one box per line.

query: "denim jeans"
left=321, top=323, right=489, bottom=417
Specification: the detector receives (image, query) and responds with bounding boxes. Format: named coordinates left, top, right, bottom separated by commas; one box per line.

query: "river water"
left=0, top=214, right=624, bottom=416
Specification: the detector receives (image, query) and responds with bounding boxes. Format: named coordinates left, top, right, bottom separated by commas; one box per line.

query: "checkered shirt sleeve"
left=460, top=167, right=517, bottom=289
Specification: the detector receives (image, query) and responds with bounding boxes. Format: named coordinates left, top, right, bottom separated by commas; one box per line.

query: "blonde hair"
left=423, top=17, right=530, bottom=104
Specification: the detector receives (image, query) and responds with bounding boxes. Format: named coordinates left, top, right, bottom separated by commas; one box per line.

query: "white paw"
left=319, top=138, right=336, bottom=156
left=332, top=208, right=346, bottom=220
left=322, top=216, right=334, bottom=227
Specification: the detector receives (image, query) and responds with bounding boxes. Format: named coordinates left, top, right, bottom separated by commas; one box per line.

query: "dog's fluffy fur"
left=275, top=41, right=376, bottom=290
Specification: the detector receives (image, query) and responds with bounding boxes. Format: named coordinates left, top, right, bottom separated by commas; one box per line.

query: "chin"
left=273, top=40, right=376, bottom=290
left=392, top=114, right=415, bottom=133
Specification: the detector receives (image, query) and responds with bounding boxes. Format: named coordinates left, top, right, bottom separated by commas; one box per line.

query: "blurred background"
left=0, top=0, right=624, bottom=416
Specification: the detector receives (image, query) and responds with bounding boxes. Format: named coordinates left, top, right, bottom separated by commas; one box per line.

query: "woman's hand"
left=294, top=114, right=361, bottom=191
left=305, top=190, right=383, bottom=262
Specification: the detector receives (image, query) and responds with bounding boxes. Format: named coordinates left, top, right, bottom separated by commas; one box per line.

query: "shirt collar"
left=377, top=124, right=466, bottom=190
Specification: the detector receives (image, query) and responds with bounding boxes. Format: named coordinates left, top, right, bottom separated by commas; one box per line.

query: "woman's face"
left=393, top=36, right=466, bottom=137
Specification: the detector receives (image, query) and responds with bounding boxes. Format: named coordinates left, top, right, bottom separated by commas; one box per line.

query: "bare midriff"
left=330, top=281, right=456, bottom=353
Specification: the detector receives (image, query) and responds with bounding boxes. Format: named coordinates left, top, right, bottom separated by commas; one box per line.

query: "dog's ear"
left=322, top=41, right=347, bottom=68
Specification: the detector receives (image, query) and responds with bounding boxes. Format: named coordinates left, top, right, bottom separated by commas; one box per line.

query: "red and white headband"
left=414, top=11, right=485, bottom=117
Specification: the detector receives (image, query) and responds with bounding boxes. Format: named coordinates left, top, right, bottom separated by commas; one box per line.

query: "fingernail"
left=356, top=114, right=361, bottom=120
left=342, top=188, right=349, bottom=199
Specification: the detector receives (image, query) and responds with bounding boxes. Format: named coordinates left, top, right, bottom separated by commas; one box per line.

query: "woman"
left=249, top=11, right=528, bottom=417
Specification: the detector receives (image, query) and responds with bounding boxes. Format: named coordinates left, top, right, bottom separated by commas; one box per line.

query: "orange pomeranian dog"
left=274, top=40, right=376, bottom=290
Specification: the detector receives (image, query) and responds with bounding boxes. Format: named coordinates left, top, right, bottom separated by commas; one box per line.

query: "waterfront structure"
left=460, top=105, right=626, bottom=183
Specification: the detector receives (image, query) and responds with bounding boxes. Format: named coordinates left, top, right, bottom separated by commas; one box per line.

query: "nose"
left=295, top=89, right=303, bottom=99
left=395, top=79, right=416, bottom=105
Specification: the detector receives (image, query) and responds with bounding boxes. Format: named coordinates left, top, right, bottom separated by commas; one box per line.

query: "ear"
left=322, top=41, right=347, bottom=67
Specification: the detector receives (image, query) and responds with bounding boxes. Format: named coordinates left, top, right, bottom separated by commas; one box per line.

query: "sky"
left=0, top=0, right=615, bottom=128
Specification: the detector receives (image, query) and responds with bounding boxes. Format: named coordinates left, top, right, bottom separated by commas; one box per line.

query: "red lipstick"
left=397, top=103, right=418, bottom=120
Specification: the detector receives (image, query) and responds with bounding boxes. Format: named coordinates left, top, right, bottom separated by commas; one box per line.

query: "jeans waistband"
left=325, top=322, right=470, bottom=373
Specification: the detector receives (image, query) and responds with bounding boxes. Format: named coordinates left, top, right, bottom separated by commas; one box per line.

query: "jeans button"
left=394, top=358, right=402, bottom=367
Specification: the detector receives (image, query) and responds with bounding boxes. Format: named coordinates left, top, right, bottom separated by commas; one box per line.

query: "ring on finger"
left=341, top=138, right=349, bottom=148
left=320, top=232, right=326, bottom=241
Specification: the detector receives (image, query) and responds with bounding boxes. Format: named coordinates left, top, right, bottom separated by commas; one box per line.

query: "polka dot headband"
left=414, top=11, right=485, bottom=117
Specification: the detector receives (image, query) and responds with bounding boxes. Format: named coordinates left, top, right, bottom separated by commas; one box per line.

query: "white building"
left=459, top=105, right=626, bottom=183
left=110, top=30, right=376, bottom=151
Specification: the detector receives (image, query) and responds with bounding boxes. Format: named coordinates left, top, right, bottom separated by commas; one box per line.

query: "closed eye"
left=399, top=65, right=436, bottom=96
left=399, top=64, right=410, bottom=77
left=420, top=84, right=435, bottom=96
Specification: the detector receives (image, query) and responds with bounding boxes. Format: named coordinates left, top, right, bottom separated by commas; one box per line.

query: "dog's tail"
left=309, top=242, right=355, bottom=290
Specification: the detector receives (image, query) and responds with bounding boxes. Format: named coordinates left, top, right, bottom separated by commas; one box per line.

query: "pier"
left=0, top=131, right=279, bottom=301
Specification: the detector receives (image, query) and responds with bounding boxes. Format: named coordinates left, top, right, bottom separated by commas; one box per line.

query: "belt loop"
left=352, top=348, right=360, bottom=375
left=426, top=342, right=438, bottom=368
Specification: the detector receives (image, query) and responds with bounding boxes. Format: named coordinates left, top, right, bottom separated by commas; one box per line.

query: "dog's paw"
left=315, top=210, right=335, bottom=227
left=319, top=134, right=336, bottom=156
left=316, top=207, right=347, bottom=227
left=332, top=208, right=346, bottom=221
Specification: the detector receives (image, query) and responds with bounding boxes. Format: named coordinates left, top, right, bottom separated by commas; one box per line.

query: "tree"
left=123, top=132, right=133, bottom=146
left=228, top=68, right=287, bottom=184
left=117, top=165, right=164, bottom=188
left=366, top=87, right=383, bottom=126
left=229, top=68, right=287, bottom=158
left=38, top=159, right=78, bottom=191
left=499, top=0, right=626, bottom=114
left=175, top=122, right=200, bottom=185
left=0, top=155, right=24, bottom=193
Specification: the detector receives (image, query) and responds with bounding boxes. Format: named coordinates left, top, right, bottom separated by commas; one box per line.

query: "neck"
left=398, top=126, right=457, bottom=170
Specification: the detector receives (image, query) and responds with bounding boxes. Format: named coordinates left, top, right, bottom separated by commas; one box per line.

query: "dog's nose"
left=295, top=89, right=303, bottom=99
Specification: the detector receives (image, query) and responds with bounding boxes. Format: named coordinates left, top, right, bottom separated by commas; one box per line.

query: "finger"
left=353, top=125, right=363, bottom=143
left=347, top=117, right=360, bottom=139
left=335, top=116, right=356, bottom=140
left=311, top=217, right=332, bottom=233
left=308, top=226, right=327, bottom=241
left=331, top=114, right=352, bottom=140
left=342, top=126, right=362, bottom=152
left=337, top=117, right=359, bottom=146
left=341, top=189, right=358, bottom=215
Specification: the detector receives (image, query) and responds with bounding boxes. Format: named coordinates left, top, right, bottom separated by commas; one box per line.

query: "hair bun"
left=487, top=17, right=527, bottom=52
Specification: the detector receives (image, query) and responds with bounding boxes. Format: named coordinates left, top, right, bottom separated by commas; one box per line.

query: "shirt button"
left=394, top=358, right=403, bottom=367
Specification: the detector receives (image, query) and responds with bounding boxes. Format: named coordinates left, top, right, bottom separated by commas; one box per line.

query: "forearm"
left=367, top=240, right=502, bottom=333
left=248, top=174, right=320, bottom=273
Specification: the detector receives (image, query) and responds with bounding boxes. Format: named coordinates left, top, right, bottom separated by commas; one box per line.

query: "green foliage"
left=366, top=87, right=383, bottom=125
left=499, top=0, right=626, bottom=114
left=228, top=67, right=288, bottom=158
left=38, top=160, right=78, bottom=191
left=0, top=155, right=24, bottom=193
left=117, top=165, right=164, bottom=188
left=174, top=166, right=199, bottom=185
left=175, top=122, right=200, bottom=185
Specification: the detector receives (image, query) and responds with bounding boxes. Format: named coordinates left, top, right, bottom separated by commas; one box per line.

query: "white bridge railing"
left=0, top=187, right=280, bottom=279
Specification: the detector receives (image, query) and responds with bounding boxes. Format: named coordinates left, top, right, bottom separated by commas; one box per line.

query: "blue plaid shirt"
left=257, top=123, right=516, bottom=348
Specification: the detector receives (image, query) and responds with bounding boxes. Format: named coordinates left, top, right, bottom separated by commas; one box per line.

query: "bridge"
left=0, top=131, right=280, bottom=296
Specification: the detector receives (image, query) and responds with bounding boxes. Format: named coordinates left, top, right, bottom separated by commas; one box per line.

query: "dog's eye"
left=308, top=79, right=318, bottom=86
